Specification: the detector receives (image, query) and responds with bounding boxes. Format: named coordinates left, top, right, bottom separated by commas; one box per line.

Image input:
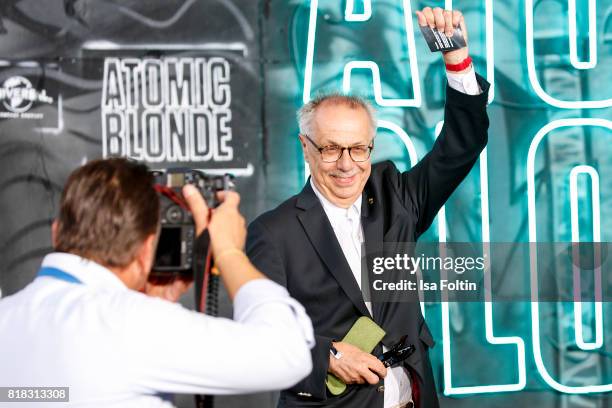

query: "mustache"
left=328, top=170, right=360, bottom=178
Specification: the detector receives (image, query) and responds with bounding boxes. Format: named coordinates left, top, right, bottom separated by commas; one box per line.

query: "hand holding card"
left=416, top=7, right=471, bottom=72
left=418, top=25, right=466, bottom=52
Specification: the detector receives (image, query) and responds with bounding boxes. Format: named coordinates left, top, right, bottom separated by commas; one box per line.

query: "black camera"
left=150, top=168, right=234, bottom=277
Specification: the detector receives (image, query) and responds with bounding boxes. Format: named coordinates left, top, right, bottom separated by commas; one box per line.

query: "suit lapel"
left=362, top=180, right=419, bottom=342
left=361, top=186, right=385, bottom=323
left=361, top=188, right=383, bottom=250
left=296, top=183, right=372, bottom=318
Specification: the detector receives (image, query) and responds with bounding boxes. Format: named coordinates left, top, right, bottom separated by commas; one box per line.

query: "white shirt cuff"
left=446, top=66, right=482, bottom=95
left=233, top=278, right=315, bottom=348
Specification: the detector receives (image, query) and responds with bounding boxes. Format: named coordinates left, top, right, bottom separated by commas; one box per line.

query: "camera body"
left=150, top=168, right=234, bottom=276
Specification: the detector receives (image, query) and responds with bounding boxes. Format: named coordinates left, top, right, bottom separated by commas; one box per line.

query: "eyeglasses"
left=301, top=134, right=373, bottom=163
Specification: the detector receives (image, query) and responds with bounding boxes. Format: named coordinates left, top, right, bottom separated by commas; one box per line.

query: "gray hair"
left=297, top=92, right=377, bottom=139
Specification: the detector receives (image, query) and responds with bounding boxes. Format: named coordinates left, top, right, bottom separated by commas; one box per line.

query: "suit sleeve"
left=247, top=219, right=332, bottom=400
left=395, top=74, right=490, bottom=236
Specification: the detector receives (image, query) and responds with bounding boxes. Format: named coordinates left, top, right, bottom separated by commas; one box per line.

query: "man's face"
left=300, top=102, right=373, bottom=208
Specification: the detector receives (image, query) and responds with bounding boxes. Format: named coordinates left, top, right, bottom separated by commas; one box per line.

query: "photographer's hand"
left=144, top=277, right=192, bottom=302
left=182, top=185, right=266, bottom=300
left=207, top=191, right=246, bottom=256
left=182, top=184, right=210, bottom=236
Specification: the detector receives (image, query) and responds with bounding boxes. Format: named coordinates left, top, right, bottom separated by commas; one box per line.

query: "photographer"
left=0, top=158, right=314, bottom=406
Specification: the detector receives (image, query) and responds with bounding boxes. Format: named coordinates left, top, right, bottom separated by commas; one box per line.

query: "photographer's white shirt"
left=0, top=252, right=314, bottom=407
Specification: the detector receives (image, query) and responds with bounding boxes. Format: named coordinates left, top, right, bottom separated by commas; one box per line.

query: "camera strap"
left=193, top=229, right=215, bottom=314
left=194, top=228, right=217, bottom=408
left=153, top=184, right=189, bottom=209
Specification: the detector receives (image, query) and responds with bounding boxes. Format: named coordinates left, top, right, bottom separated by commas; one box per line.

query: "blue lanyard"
left=38, top=267, right=82, bottom=284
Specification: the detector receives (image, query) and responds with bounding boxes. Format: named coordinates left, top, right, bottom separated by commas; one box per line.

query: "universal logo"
left=0, top=76, right=54, bottom=119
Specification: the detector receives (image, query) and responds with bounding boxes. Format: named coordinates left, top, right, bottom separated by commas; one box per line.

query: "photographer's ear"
left=51, top=220, right=58, bottom=248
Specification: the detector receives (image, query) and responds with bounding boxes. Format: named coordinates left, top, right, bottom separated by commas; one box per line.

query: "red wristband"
left=445, top=56, right=472, bottom=72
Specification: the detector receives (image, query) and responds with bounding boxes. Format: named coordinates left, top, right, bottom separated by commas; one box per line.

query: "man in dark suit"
left=247, top=7, right=490, bottom=408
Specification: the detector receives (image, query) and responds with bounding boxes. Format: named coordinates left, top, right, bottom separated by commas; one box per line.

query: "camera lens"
left=166, top=205, right=183, bottom=223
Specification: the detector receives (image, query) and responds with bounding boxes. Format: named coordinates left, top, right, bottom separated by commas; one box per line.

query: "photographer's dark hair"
left=54, top=158, right=160, bottom=267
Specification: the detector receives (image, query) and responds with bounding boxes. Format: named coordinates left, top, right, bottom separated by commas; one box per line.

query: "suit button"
left=377, top=385, right=385, bottom=393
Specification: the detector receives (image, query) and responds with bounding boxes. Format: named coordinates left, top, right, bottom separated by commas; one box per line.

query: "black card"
left=419, top=26, right=466, bottom=52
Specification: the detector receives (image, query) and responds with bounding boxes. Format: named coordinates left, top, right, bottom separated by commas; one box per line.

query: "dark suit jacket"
left=246, top=76, right=490, bottom=408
